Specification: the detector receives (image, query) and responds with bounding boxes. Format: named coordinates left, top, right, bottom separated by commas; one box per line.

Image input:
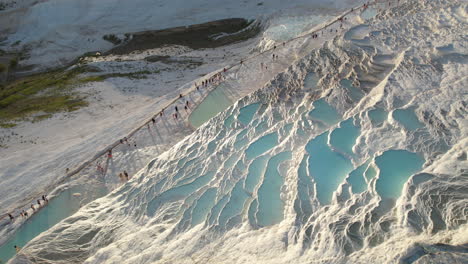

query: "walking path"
left=0, top=0, right=398, bottom=224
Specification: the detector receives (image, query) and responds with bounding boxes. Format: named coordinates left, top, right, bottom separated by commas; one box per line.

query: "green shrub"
left=9, top=58, right=18, bottom=69
left=0, top=67, right=91, bottom=122
left=0, top=122, right=16, bottom=128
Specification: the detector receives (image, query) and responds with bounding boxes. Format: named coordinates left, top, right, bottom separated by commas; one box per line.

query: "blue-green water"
left=0, top=185, right=107, bottom=263
left=347, top=162, right=369, bottom=194
left=218, top=181, right=250, bottom=229
left=147, top=171, right=215, bottom=216
left=245, top=132, right=278, bottom=160
left=368, top=108, right=388, bottom=126
left=309, top=99, right=341, bottom=126
left=340, top=79, right=364, bottom=101
left=256, top=152, right=292, bottom=227
left=295, top=156, right=314, bottom=221
left=244, top=156, right=269, bottom=193
left=375, top=150, right=424, bottom=199
left=329, top=118, right=360, bottom=156
left=238, top=103, right=261, bottom=126
left=306, top=133, right=353, bottom=204
left=393, top=107, right=424, bottom=131
left=189, top=85, right=233, bottom=128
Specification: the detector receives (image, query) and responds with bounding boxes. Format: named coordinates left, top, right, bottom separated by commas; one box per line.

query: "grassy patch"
left=78, top=70, right=156, bottom=83
left=0, top=66, right=157, bottom=122
left=145, top=56, right=203, bottom=67
left=0, top=66, right=91, bottom=122
left=78, top=75, right=105, bottom=83
left=0, top=122, right=16, bottom=128
left=32, top=113, right=53, bottom=123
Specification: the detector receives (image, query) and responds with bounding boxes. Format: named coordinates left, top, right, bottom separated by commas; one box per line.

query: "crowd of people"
left=6, top=195, right=48, bottom=223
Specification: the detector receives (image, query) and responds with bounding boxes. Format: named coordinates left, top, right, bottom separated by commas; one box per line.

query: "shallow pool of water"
left=147, top=171, right=214, bottom=216
left=375, top=150, right=424, bottom=199
left=238, top=103, right=261, bottom=126
left=306, top=133, right=353, bottom=204
left=361, top=8, right=378, bottom=20
left=368, top=108, right=388, bottom=126
left=309, top=99, right=341, bottom=126
left=190, top=188, right=217, bottom=227
left=218, top=181, right=250, bottom=229
left=341, top=79, right=364, bottom=101
left=347, top=162, right=369, bottom=194
left=245, top=132, right=278, bottom=160
left=295, top=156, right=314, bottom=221
left=0, top=184, right=107, bottom=263
left=256, top=152, right=292, bottom=227
left=244, top=155, right=269, bottom=193
left=304, top=72, right=319, bottom=90
left=392, top=107, right=424, bottom=131
left=189, top=85, right=233, bottom=128
left=329, top=118, right=360, bottom=156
